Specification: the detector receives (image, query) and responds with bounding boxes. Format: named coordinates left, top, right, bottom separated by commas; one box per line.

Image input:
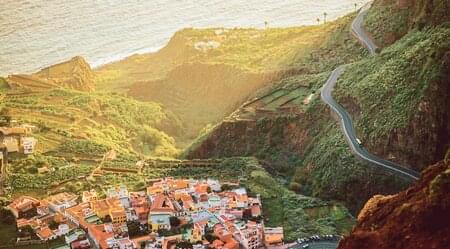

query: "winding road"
left=320, top=2, right=420, bottom=181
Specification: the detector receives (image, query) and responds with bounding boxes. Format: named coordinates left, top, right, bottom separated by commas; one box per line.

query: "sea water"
left=0, top=0, right=369, bottom=75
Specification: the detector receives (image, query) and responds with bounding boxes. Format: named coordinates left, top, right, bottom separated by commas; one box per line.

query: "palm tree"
left=264, top=21, right=268, bottom=29
left=323, top=12, right=328, bottom=24
left=316, top=18, right=320, bottom=25
left=354, top=3, right=358, bottom=11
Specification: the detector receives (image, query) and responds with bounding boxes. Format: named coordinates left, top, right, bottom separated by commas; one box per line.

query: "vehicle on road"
left=356, top=138, right=363, bottom=146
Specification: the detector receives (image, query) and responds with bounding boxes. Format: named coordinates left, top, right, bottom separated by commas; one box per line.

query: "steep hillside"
left=6, top=56, right=95, bottom=92
left=185, top=12, right=404, bottom=212
left=338, top=159, right=450, bottom=249
left=186, top=2, right=450, bottom=213
left=364, top=0, right=450, bottom=47
left=95, top=20, right=362, bottom=140
left=335, top=26, right=450, bottom=171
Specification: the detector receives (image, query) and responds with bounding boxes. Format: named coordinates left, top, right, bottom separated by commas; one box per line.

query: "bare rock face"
left=338, top=160, right=450, bottom=249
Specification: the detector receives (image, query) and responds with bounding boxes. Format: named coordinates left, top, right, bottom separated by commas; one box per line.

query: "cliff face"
left=6, top=56, right=95, bottom=92
left=338, top=160, right=450, bottom=249
left=364, top=60, right=450, bottom=171
left=186, top=115, right=313, bottom=172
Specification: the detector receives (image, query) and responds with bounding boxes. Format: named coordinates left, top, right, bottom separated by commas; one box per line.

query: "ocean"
left=0, top=0, right=369, bottom=76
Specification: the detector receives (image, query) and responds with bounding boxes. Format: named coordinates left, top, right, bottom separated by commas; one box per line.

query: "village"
left=4, top=177, right=285, bottom=249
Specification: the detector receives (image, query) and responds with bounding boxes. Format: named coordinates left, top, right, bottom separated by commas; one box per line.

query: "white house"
left=21, top=137, right=37, bottom=154
left=107, top=185, right=130, bottom=208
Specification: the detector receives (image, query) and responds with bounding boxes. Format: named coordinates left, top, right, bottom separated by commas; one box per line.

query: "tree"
left=48, top=220, right=59, bottom=230
left=316, top=18, right=320, bottom=25
left=323, top=12, right=328, bottom=24
left=204, top=233, right=218, bottom=243
left=157, top=228, right=171, bottom=237
left=103, top=215, right=112, bottom=223
left=264, top=21, right=268, bottom=29
left=169, top=216, right=181, bottom=227
left=176, top=241, right=193, bottom=249
left=127, top=220, right=142, bottom=237
left=0, top=207, right=15, bottom=225
left=18, top=225, right=35, bottom=238
left=354, top=3, right=358, bottom=11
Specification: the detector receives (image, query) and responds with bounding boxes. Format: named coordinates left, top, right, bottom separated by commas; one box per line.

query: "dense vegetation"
left=335, top=26, right=450, bottom=141
left=2, top=88, right=181, bottom=157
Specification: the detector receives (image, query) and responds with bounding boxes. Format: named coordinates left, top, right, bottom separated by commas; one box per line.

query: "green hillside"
left=2, top=89, right=181, bottom=157
left=186, top=0, right=450, bottom=212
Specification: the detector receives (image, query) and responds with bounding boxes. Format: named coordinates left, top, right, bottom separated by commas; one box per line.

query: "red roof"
left=212, top=239, right=224, bottom=248
left=150, top=194, right=175, bottom=213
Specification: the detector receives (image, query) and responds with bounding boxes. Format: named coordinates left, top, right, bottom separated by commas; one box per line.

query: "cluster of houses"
left=6, top=178, right=284, bottom=249
left=0, top=124, right=38, bottom=156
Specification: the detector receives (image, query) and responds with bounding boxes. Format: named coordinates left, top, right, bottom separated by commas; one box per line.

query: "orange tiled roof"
left=16, top=218, right=31, bottom=228
left=265, top=233, right=283, bottom=244
left=8, top=196, right=40, bottom=212
left=150, top=194, right=175, bottom=213
left=212, top=239, right=224, bottom=248
left=37, top=227, right=54, bottom=239
left=88, top=224, right=114, bottom=249
left=170, top=179, right=189, bottom=190
left=223, top=237, right=239, bottom=249
left=195, top=184, right=209, bottom=194
left=110, top=209, right=126, bottom=218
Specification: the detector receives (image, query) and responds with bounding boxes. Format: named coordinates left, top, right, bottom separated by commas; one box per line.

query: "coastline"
left=1, top=0, right=370, bottom=77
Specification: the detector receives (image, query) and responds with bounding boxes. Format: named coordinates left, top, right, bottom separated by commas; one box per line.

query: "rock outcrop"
left=338, top=159, right=450, bottom=249
left=7, top=56, right=95, bottom=92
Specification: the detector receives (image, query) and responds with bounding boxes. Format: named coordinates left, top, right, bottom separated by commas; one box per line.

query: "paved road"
left=319, top=3, right=420, bottom=181
left=351, top=2, right=378, bottom=55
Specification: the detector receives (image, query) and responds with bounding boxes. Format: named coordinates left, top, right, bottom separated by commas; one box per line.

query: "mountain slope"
left=186, top=1, right=450, bottom=212
left=95, top=21, right=363, bottom=140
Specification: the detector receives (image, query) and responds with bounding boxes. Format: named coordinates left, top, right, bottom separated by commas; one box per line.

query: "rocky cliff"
left=6, top=56, right=95, bottom=92
left=338, top=159, right=450, bottom=249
